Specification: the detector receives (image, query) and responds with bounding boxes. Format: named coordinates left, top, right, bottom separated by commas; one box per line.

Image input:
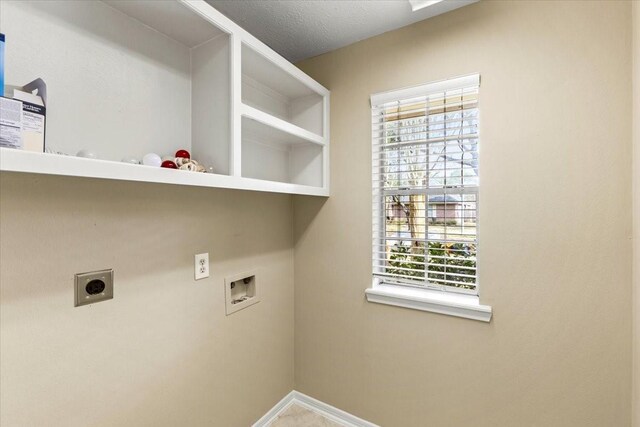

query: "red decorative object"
left=175, top=149, right=190, bottom=159
left=161, top=160, right=178, bottom=169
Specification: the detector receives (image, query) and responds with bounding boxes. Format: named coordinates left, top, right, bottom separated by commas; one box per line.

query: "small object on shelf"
left=175, top=156, right=190, bottom=167
left=178, top=159, right=205, bottom=172
left=206, top=165, right=215, bottom=174
left=121, top=156, right=139, bottom=164
left=76, top=149, right=98, bottom=159
left=161, top=160, right=177, bottom=169
left=142, top=153, right=161, bottom=167
left=175, top=149, right=190, bottom=159
left=178, top=161, right=198, bottom=172
left=8, top=79, right=47, bottom=152
left=0, top=79, right=47, bottom=152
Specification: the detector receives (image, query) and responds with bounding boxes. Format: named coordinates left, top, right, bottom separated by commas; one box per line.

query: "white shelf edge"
left=240, top=104, right=325, bottom=146
left=365, top=283, right=492, bottom=322
left=0, top=149, right=329, bottom=197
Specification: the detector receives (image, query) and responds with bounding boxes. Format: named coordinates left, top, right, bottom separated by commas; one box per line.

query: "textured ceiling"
left=206, top=0, right=478, bottom=62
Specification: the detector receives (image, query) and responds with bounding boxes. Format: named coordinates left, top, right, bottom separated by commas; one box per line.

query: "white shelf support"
left=231, top=34, right=243, bottom=177
left=322, top=94, right=330, bottom=191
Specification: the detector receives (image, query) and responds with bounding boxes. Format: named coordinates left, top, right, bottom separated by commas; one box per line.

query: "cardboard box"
left=0, top=78, right=46, bottom=152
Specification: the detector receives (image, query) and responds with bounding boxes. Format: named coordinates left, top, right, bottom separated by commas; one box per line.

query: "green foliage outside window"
left=387, top=242, right=476, bottom=290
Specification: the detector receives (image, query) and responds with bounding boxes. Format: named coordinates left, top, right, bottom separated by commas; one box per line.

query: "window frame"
left=366, top=74, right=492, bottom=322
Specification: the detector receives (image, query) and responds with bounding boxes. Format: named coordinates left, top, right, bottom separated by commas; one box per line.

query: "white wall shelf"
left=0, top=149, right=329, bottom=196
left=0, top=0, right=330, bottom=197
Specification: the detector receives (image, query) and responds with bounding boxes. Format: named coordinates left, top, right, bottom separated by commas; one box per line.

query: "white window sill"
left=365, top=282, right=492, bottom=322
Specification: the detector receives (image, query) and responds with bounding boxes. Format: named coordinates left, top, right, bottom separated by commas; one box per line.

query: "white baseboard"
left=252, top=390, right=378, bottom=427
left=252, top=391, right=297, bottom=427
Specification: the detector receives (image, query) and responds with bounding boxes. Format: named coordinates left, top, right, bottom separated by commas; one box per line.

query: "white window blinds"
left=371, top=74, right=480, bottom=294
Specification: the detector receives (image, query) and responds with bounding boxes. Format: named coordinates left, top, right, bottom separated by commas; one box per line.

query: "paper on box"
left=0, top=97, right=23, bottom=149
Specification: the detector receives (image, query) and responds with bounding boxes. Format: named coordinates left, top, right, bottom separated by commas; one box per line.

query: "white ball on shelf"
left=76, top=149, right=98, bottom=159
left=121, top=156, right=140, bottom=165
left=142, top=153, right=162, bottom=167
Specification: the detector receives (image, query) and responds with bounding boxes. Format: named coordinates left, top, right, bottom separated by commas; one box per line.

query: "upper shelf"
left=0, top=148, right=329, bottom=196
left=0, top=0, right=330, bottom=197
left=241, top=104, right=324, bottom=147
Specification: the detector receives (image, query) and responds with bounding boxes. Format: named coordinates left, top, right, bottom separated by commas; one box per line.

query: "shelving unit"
left=0, top=0, right=330, bottom=196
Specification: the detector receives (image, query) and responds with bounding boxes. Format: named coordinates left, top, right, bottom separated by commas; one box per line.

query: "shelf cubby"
left=241, top=43, right=325, bottom=138
left=241, top=113, right=324, bottom=188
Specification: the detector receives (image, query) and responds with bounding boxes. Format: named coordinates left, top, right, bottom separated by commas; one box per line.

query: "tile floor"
left=269, top=403, right=344, bottom=427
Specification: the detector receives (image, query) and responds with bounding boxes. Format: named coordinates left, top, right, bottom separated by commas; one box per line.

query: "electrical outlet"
left=75, top=269, right=114, bottom=307
left=195, top=253, right=209, bottom=280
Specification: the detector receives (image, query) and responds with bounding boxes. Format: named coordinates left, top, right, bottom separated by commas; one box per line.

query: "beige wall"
left=294, top=1, right=633, bottom=426
left=633, top=2, right=640, bottom=426
left=0, top=174, right=294, bottom=426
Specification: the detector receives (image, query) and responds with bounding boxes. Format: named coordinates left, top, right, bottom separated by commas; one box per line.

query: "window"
left=371, top=75, right=481, bottom=298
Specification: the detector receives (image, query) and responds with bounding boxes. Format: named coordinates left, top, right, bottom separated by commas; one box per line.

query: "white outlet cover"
left=194, top=253, right=209, bottom=280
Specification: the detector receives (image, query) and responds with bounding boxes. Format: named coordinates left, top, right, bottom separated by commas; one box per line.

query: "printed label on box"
left=0, top=97, right=23, bottom=149
left=21, top=101, right=45, bottom=151
left=22, top=103, right=45, bottom=133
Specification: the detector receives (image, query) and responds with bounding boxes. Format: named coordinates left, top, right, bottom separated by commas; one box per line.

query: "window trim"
left=366, top=278, right=492, bottom=322
left=367, top=74, right=492, bottom=321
